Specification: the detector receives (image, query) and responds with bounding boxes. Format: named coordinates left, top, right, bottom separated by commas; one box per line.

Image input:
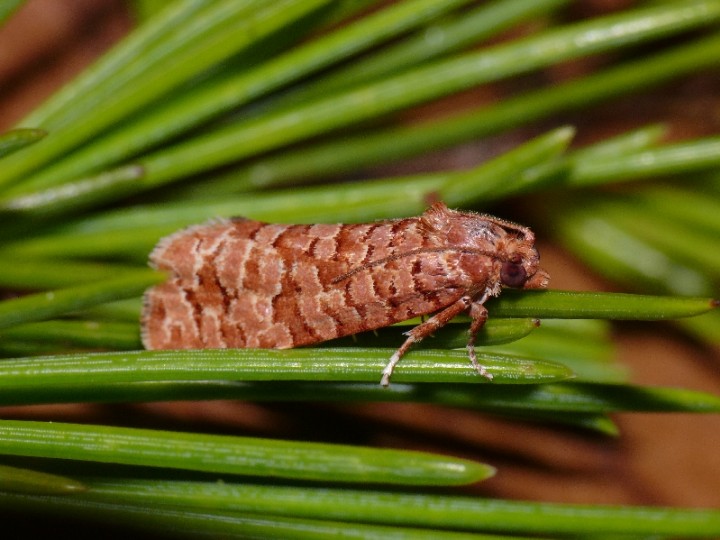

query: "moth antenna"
left=330, top=246, right=499, bottom=284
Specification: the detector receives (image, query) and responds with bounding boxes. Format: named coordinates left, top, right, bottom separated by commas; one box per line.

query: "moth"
left=142, top=202, right=549, bottom=386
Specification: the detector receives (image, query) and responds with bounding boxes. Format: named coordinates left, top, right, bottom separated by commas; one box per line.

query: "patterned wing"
left=142, top=217, right=469, bottom=350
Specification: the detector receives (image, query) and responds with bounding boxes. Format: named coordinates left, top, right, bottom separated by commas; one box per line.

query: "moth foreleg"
left=467, top=298, right=493, bottom=381
left=381, top=295, right=472, bottom=387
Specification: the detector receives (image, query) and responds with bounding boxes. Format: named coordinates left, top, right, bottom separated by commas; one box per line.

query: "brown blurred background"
left=0, top=0, right=719, bottom=512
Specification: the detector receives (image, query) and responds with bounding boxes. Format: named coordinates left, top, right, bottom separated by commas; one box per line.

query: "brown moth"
left=142, top=202, right=549, bottom=386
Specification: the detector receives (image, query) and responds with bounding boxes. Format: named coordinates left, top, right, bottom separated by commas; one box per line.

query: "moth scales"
left=142, top=202, right=549, bottom=386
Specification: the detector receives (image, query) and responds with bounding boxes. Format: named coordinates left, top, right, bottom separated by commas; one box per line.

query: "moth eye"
left=501, top=260, right=527, bottom=288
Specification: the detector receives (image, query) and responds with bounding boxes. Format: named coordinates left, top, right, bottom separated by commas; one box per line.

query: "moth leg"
left=467, top=296, right=493, bottom=381
left=381, top=295, right=472, bottom=387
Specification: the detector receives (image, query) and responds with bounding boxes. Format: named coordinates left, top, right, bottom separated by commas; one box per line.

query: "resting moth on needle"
left=141, top=202, right=549, bottom=386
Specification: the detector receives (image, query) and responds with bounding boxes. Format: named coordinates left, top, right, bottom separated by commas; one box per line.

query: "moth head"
left=419, top=203, right=549, bottom=290
left=498, top=231, right=549, bottom=290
